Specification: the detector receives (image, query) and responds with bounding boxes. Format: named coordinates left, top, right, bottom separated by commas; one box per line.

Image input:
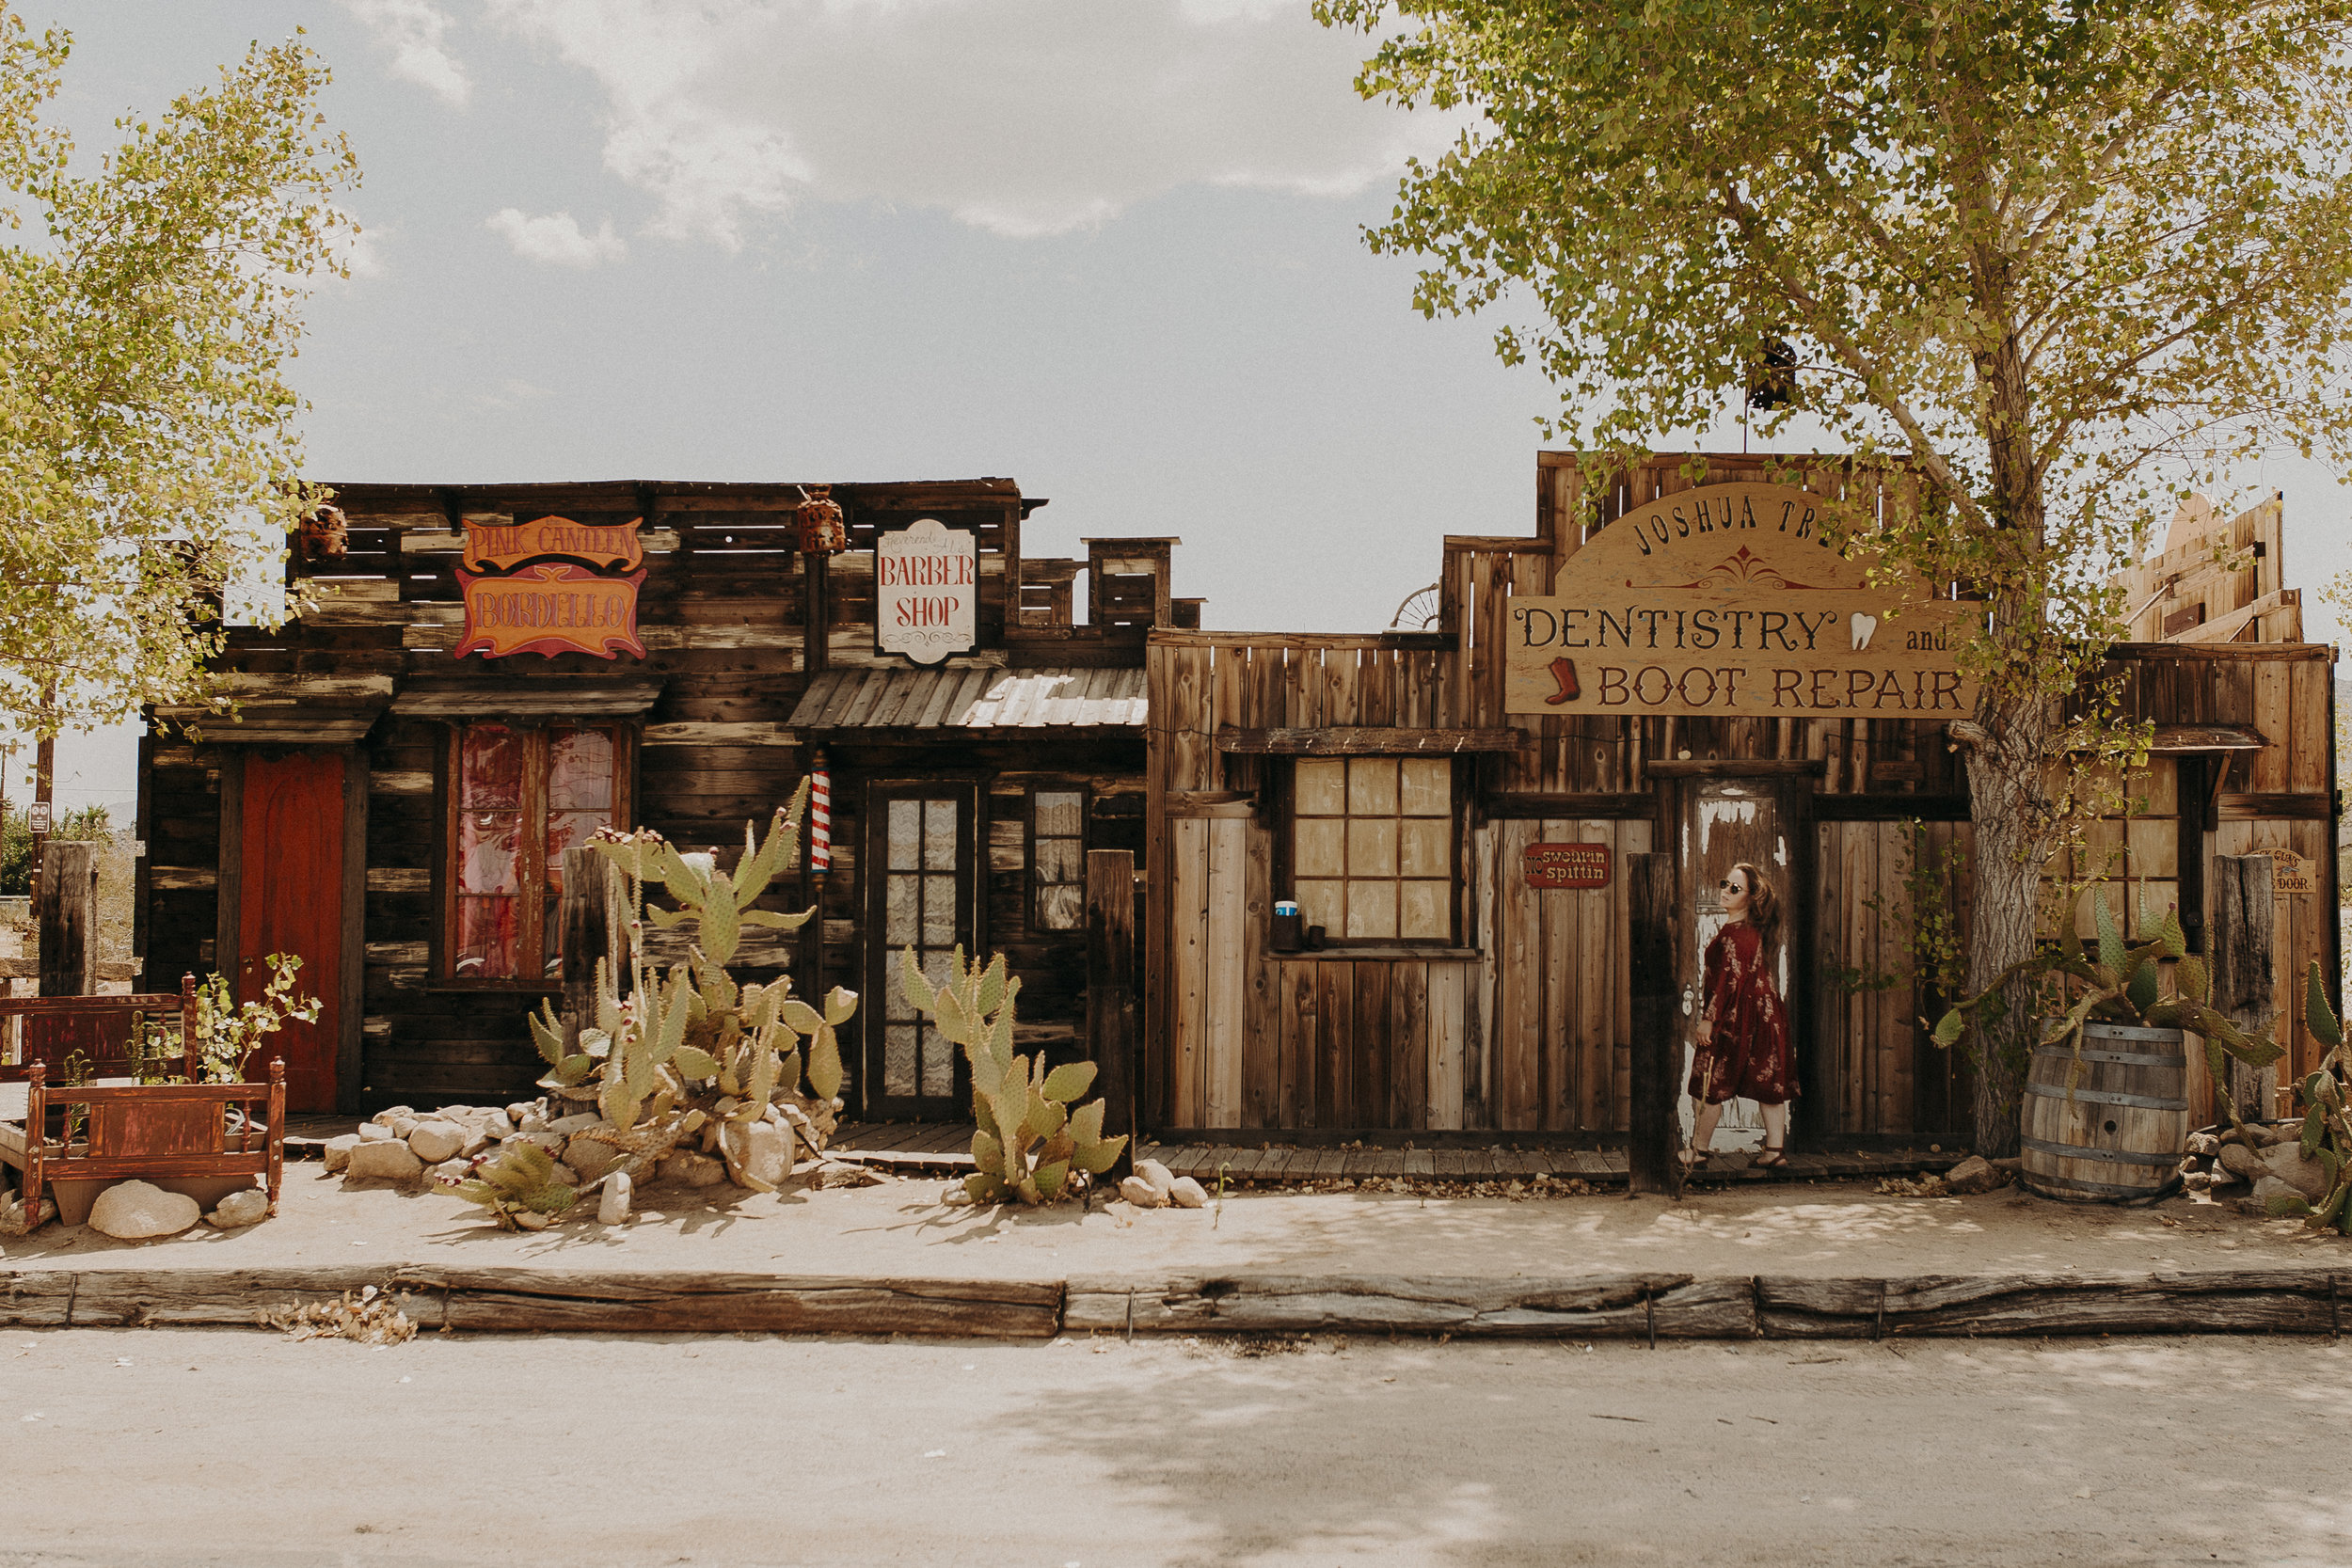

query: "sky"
left=8, top=0, right=2351, bottom=817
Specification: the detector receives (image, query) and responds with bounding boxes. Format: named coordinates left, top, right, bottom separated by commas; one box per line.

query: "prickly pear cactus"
left=452, top=1140, right=578, bottom=1230
left=2265, top=962, right=2352, bottom=1232
left=517, top=780, right=859, bottom=1200
left=898, top=945, right=1127, bottom=1205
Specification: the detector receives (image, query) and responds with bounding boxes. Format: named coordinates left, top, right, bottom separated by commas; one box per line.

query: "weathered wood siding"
left=1149, top=454, right=2338, bottom=1138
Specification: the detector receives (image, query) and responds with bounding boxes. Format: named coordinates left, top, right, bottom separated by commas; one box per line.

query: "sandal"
left=1754, top=1147, right=1789, bottom=1169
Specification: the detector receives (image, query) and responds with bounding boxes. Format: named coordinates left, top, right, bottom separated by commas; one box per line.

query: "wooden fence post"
left=1087, top=848, right=1137, bottom=1180
left=1627, top=851, right=1680, bottom=1196
left=35, top=840, right=96, bottom=1000
left=560, top=846, right=612, bottom=1051
left=2213, top=853, right=2278, bottom=1123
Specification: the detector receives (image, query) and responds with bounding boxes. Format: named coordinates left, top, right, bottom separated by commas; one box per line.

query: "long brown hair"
left=1728, top=862, right=1779, bottom=942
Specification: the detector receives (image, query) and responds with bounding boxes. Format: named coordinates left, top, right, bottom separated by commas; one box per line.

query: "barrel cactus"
left=898, top=946, right=1126, bottom=1205
left=520, top=781, right=858, bottom=1196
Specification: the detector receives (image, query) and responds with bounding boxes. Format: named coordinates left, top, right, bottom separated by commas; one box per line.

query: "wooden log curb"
left=3, top=1266, right=2345, bottom=1339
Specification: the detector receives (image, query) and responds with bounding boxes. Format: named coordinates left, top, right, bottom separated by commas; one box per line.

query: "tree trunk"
left=1961, top=726, right=2045, bottom=1159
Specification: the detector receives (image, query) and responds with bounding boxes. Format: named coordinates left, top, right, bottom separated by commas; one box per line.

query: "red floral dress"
left=1688, top=920, right=1797, bottom=1106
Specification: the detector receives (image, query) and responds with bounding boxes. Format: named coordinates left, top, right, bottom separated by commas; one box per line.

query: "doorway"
left=234, top=751, right=348, bottom=1113
left=1651, top=761, right=1821, bottom=1150
left=864, top=782, right=979, bottom=1121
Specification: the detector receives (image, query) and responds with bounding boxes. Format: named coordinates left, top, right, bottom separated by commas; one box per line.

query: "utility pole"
left=29, top=726, right=52, bottom=904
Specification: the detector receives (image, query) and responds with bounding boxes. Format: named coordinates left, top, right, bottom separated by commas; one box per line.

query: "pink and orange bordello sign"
left=455, top=515, right=647, bottom=660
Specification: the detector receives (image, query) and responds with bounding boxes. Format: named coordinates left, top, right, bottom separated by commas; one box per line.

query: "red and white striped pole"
left=809, top=751, right=832, bottom=874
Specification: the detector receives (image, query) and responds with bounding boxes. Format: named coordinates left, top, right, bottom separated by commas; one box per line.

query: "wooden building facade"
left=1143, top=455, right=2343, bottom=1145
left=137, top=479, right=1188, bottom=1117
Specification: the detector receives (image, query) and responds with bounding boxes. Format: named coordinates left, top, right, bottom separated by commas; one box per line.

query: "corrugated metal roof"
left=787, top=666, right=1147, bottom=731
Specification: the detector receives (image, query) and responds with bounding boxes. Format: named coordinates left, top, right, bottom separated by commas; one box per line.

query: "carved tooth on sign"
left=1850, top=611, right=1879, bottom=651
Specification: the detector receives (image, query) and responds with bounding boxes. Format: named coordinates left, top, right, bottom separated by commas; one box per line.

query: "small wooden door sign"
left=2265, top=848, right=2314, bottom=895
left=1525, top=842, right=1611, bottom=889
left=456, top=515, right=647, bottom=660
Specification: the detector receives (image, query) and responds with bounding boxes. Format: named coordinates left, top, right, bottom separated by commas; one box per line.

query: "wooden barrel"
left=2021, top=1022, right=2189, bottom=1201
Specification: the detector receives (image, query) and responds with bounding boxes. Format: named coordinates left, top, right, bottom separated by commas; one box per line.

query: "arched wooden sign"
left=1503, top=483, right=1977, bottom=719
left=455, top=515, right=647, bottom=660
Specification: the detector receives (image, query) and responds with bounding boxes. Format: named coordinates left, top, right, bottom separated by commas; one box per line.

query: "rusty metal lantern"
left=796, top=484, right=847, bottom=555
left=300, top=503, right=350, bottom=562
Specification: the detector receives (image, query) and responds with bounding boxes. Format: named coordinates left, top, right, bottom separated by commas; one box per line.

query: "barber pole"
left=809, top=752, right=832, bottom=873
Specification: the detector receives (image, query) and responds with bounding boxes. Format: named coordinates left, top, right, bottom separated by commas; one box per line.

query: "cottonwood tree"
left=0, top=11, right=358, bottom=736
left=1318, top=0, right=2352, bottom=1152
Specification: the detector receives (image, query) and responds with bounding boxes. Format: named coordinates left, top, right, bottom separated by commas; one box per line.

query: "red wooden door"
left=238, top=752, right=345, bottom=1112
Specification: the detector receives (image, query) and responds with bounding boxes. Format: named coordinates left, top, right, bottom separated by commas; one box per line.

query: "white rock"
left=406, top=1121, right=466, bottom=1164
left=564, top=1134, right=626, bottom=1182
left=426, top=1159, right=472, bottom=1184
left=459, top=1128, right=491, bottom=1158
left=1135, top=1159, right=1177, bottom=1200
left=206, top=1189, right=271, bottom=1229
left=89, top=1181, right=202, bottom=1240
left=2261, top=1142, right=2331, bottom=1201
left=513, top=1209, right=552, bottom=1230
left=345, top=1140, right=425, bottom=1182
left=376, top=1105, right=416, bottom=1125
left=658, top=1150, right=728, bottom=1188
left=942, top=1184, right=975, bottom=1206
left=356, top=1121, right=393, bottom=1143
left=548, top=1113, right=604, bottom=1137
left=2248, top=1175, right=2306, bottom=1214
left=510, top=1129, right=566, bottom=1156
left=546, top=1161, right=580, bottom=1187
left=1119, top=1175, right=1167, bottom=1209
left=322, top=1134, right=361, bottom=1173
left=719, top=1118, right=794, bottom=1190
left=1168, top=1176, right=1208, bottom=1209
left=598, top=1172, right=633, bottom=1225
left=386, top=1116, right=420, bottom=1139
left=485, top=1110, right=516, bottom=1139
left=505, top=1101, right=534, bottom=1124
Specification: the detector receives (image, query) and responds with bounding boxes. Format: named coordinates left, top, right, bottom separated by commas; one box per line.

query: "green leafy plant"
left=120, top=954, right=320, bottom=1084
left=1933, top=890, right=2284, bottom=1118
left=450, top=1140, right=579, bottom=1231
left=522, top=784, right=857, bottom=1194
left=2261, top=963, right=2352, bottom=1232
left=898, top=946, right=1126, bottom=1205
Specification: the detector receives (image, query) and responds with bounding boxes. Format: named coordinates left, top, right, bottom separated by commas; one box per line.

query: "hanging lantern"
left=809, top=752, right=832, bottom=873
left=796, top=484, right=848, bottom=555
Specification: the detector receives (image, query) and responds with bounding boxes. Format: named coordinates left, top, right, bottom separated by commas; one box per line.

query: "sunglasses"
left=1719, top=879, right=1746, bottom=893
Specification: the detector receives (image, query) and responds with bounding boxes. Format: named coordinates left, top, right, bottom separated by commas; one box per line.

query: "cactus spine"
left=898, top=945, right=1126, bottom=1204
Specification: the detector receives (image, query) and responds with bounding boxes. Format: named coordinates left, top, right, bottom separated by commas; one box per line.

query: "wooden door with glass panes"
left=866, top=784, right=978, bottom=1120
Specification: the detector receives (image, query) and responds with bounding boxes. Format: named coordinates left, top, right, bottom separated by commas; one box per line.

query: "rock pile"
left=1118, top=1159, right=1208, bottom=1210
left=2178, top=1122, right=2332, bottom=1213
left=326, top=1094, right=843, bottom=1223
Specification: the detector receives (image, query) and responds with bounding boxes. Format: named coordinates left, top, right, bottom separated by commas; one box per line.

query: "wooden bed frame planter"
left=0, top=981, right=287, bottom=1232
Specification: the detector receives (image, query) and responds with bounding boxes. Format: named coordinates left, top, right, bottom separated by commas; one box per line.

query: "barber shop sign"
left=877, top=517, right=977, bottom=665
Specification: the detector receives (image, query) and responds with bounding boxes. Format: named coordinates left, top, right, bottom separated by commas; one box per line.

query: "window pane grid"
left=1032, top=788, right=1086, bottom=931
left=1293, top=756, right=1451, bottom=942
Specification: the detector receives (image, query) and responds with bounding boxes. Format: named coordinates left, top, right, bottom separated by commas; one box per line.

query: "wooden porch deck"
left=831, top=1123, right=1967, bottom=1187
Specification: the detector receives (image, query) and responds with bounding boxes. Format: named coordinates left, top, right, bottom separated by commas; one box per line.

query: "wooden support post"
left=1627, top=850, right=1679, bottom=1196
left=2213, top=853, right=2278, bottom=1123
left=559, top=846, right=612, bottom=1051
left=35, top=840, right=96, bottom=999
left=1087, top=847, right=1137, bottom=1180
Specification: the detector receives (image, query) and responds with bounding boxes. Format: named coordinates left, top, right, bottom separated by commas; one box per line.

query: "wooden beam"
left=1645, top=758, right=1827, bottom=779
left=1811, top=794, right=1972, bottom=822
left=2167, top=588, right=2297, bottom=645
left=1088, top=848, right=1138, bottom=1181
left=2149, top=724, right=2268, bottom=752
left=2106, top=641, right=2328, bottom=663
left=2217, top=792, right=2333, bottom=820
left=1216, top=726, right=1527, bottom=755
left=1627, top=851, right=1677, bottom=1196
left=1482, top=793, right=1657, bottom=820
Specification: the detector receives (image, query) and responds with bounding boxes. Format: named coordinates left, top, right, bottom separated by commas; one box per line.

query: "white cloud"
left=485, top=208, right=627, bottom=266
left=344, top=1, right=473, bottom=105
left=483, top=0, right=1451, bottom=245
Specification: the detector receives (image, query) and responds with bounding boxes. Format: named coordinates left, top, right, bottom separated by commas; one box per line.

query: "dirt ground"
left=4, top=1160, right=2342, bottom=1281
left=0, top=1327, right=2342, bottom=1566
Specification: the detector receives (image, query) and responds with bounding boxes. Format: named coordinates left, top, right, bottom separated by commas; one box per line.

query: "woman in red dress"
left=1687, top=862, right=1797, bottom=1169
